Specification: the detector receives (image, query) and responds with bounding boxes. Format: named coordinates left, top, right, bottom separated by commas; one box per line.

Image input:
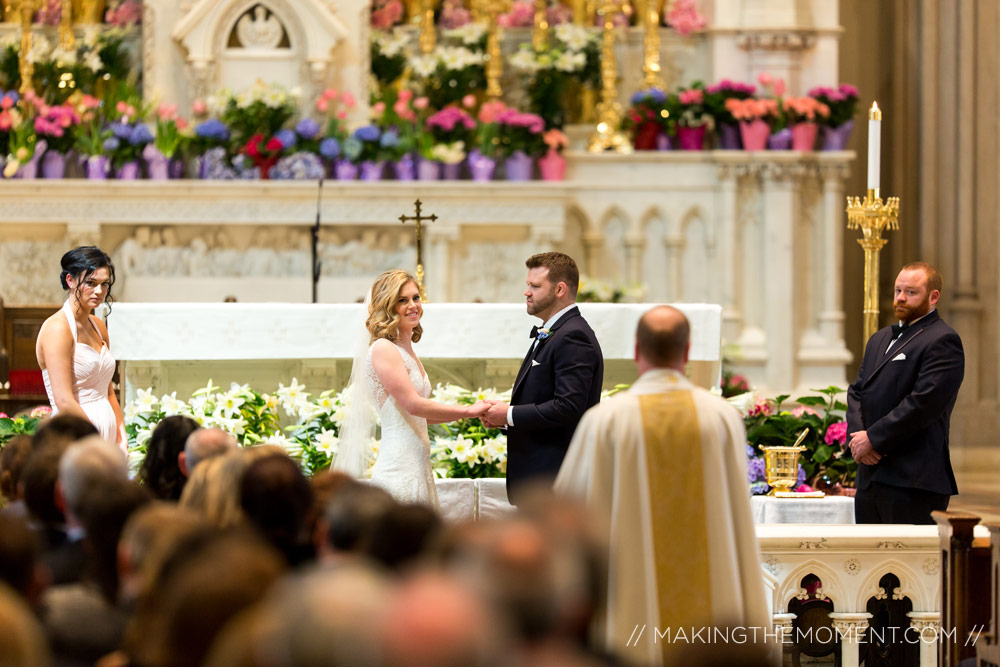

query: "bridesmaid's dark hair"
left=60, top=246, right=116, bottom=312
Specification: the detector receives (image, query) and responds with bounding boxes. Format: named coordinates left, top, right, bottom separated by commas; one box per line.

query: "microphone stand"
left=311, top=178, right=323, bottom=303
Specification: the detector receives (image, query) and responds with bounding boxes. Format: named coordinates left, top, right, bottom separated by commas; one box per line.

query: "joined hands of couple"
left=466, top=400, right=510, bottom=429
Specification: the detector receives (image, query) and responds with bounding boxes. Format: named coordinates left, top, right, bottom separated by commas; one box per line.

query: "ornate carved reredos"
left=171, top=0, right=357, bottom=104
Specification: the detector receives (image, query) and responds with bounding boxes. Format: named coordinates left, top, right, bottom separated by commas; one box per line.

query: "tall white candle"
left=867, top=102, right=881, bottom=191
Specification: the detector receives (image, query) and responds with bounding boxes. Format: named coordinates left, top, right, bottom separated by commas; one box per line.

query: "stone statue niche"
left=145, top=0, right=369, bottom=120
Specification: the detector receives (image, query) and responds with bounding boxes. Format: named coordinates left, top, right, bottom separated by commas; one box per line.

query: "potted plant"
left=782, top=96, right=830, bottom=151
left=146, top=103, right=189, bottom=179
left=808, top=83, right=860, bottom=150
left=675, top=82, right=714, bottom=150
left=724, top=97, right=779, bottom=151
left=538, top=128, right=568, bottom=181
left=496, top=108, right=545, bottom=181
left=623, top=88, right=672, bottom=150
left=705, top=79, right=756, bottom=149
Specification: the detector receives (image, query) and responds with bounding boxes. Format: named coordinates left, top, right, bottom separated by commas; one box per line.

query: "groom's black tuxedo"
left=506, top=306, right=603, bottom=504
left=847, top=309, right=964, bottom=521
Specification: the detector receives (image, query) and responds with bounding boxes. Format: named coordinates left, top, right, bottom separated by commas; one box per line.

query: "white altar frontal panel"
left=109, top=302, right=721, bottom=401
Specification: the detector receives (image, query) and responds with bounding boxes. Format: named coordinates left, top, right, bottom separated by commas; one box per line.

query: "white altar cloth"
left=108, top=302, right=722, bottom=362
left=750, top=495, right=855, bottom=525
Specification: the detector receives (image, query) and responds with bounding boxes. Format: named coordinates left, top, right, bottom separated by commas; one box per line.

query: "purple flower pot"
left=417, top=159, right=441, bottom=181
left=117, top=161, right=140, bottom=179
left=821, top=120, right=855, bottom=151
left=147, top=155, right=170, bottom=180
left=504, top=150, right=533, bottom=181
left=41, top=150, right=66, bottom=178
left=442, top=162, right=461, bottom=180
left=169, top=158, right=185, bottom=179
left=767, top=128, right=793, bottom=150
left=84, top=155, right=109, bottom=179
left=718, top=122, right=742, bottom=150
left=335, top=159, right=358, bottom=180
left=393, top=155, right=415, bottom=181
left=17, top=160, right=39, bottom=179
left=360, top=161, right=384, bottom=181
left=656, top=133, right=675, bottom=150
left=468, top=153, right=495, bottom=182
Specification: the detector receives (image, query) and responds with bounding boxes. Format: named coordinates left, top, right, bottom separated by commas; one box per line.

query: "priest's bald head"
left=635, top=305, right=690, bottom=375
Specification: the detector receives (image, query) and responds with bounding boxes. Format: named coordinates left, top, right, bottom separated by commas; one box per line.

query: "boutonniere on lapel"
left=536, top=327, right=552, bottom=340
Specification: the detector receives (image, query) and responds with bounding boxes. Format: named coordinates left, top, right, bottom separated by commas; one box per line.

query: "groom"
left=482, top=252, right=604, bottom=504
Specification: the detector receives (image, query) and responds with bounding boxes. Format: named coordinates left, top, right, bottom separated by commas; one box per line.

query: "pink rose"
left=462, top=94, right=476, bottom=109
left=413, top=97, right=429, bottom=110
left=322, top=88, right=339, bottom=101
left=397, top=89, right=413, bottom=102
left=341, top=92, right=356, bottom=109
left=316, top=98, right=329, bottom=113
left=0, top=96, right=12, bottom=110
left=0, top=412, right=8, bottom=418
left=372, top=101, right=386, bottom=117
left=757, top=72, right=772, bottom=87
left=192, top=99, right=207, bottom=115
left=337, top=110, right=348, bottom=120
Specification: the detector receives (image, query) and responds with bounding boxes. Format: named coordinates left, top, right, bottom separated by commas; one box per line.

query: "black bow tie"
left=530, top=325, right=540, bottom=339
left=891, top=322, right=910, bottom=337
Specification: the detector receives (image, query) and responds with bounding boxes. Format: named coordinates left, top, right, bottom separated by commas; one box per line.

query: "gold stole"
left=639, top=390, right=713, bottom=648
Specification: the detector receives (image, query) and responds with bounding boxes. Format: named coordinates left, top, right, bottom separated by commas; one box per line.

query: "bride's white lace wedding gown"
left=366, top=339, right=440, bottom=508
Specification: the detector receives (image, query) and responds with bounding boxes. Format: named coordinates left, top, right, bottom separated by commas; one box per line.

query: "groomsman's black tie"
left=890, top=322, right=909, bottom=338
left=530, top=325, right=540, bottom=339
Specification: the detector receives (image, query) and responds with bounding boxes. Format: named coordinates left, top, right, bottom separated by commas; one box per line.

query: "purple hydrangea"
left=747, top=456, right=767, bottom=483
left=319, top=137, right=340, bottom=158
left=275, top=129, right=297, bottom=149
left=354, top=125, right=380, bottom=142
left=750, top=481, right=770, bottom=496
left=797, top=464, right=807, bottom=485
left=379, top=129, right=400, bottom=148
left=295, top=118, right=320, bottom=139
left=195, top=119, right=230, bottom=141
left=129, top=124, right=154, bottom=146
left=630, top=88, right=667, bottom=105
left=270, top=152, right=326, bottom=180
left=102, top=137, right=120, bottom=152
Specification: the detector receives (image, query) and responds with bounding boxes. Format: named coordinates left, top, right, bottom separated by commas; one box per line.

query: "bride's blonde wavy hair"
left=367, top=269, right=423, bottom=344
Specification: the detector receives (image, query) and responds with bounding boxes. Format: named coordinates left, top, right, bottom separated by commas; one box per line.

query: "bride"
left=335, top=269, right=488, bottom=508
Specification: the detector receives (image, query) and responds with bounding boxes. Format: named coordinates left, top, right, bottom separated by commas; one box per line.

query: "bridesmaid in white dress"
left=35, top=246, right=125, bottom=450
left=347, top=270, right=488, bottom=507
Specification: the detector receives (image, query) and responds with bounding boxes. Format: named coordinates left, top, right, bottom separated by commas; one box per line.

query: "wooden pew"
left=978, top=522, right=1000, bottom=667
left=933, top=511, right=993, bottom=667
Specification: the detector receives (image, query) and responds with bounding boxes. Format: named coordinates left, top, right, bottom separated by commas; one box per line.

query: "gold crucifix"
left=399, top=199, right=437, bottom=301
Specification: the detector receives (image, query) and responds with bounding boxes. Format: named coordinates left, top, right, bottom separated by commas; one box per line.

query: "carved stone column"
left=906, top=612, right=940, bottom=667
left=582, top=231, right=604, bottom=280
left=663, top=234, right=685, bottom=302
left=759, top=160, right=805, bottom=391
left=715, top=162, right=744, bottom=345
left=828, top=613, right=872, bottom=667
left=623, top=233, right=645, bottom=287
left=426, top=225, right=460, bottom=302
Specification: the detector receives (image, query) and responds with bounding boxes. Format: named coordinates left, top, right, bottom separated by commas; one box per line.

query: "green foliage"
left=0, top=416, right=41, bottom=448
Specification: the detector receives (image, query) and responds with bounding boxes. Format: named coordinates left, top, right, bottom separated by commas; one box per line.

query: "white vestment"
left=555, top=368, right=770, bottom=666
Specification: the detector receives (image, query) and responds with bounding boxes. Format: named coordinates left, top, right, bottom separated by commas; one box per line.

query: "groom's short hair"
left=526, top=252, right=579, bottom=297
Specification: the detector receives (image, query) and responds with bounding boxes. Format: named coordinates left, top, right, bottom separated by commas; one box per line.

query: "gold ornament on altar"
left=846, top=102, right=900, bottom=343
left=398, top=199, right=438, bottom=301
left=482, top=0, right=509, bottom=101
left=761, top=429, right=822, bottom=497
left=418, top=0, right=436, bottom=53
left=71, top=0, right=103, bottom=23
left=16, top=0, right=42, bottom=94
left=532, top=0, right=548, bottom=50
left=640, top=0, right=665, bottom=90
left=59, top=0, right=74, bottom=49
left=587, top=0, right=632, bottom=153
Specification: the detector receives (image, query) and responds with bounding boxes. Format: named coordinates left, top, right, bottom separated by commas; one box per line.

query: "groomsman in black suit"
left=482, top=252, right=604, bottom=504
left=847, top=262, right=965, bottom=524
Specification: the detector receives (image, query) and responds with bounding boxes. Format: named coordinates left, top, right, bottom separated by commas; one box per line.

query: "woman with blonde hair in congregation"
left=36, top=246, right=126, bottom=451
left=335, top=269, right=489, bottom=508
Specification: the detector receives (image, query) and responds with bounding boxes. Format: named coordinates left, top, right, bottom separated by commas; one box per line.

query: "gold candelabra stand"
left=16, top=0, right=41, bottom=94
left=59, top=0, right=74, bottom=49
left=532, top=0, right=548, bottom=50
left=418, top=0, right=436, bottom=53
left=587, top=0, right=632, bottom=153
left=482, top=0, right=509, bottom=101
left=846, top=188, right=900, bottom=342
left=641, top=4, right=664, bottom=90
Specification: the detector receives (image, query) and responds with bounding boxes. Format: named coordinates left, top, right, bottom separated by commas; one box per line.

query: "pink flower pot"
left=791, top=122, right=819, bottom=152
left=739, top=120, right=770, bottom=151
left=677, top=125, right=707, bottom=151
left=538, top=150, right=566, bottom=181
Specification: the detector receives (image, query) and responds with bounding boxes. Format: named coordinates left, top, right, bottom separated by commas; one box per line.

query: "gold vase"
left=761, top=445, right=805, bottom=496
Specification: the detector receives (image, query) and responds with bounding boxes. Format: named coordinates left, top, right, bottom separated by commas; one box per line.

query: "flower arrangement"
left=496, top=108, right=545, bottom=157
left=3, top=101, right=40, bottom=178
left=663, top=0, right=706, bottom=36
left=781, top=96, right=830, bottom=125
left=705, top=79, right=756, bottom=126
left=577, top=276, right=646, bottom=303
left=150, top=103, right=189, bottom=160
left=105, top=0, right=143, bottom=27
left=723, top=97, right=779, bottom=122
left=0, top=89, right=17, bottom=157
left=0, top=409, right=46, bottom=448
left=122, top=380, right=510, bottom=479
left=623, top=88, right=675, bottom=149
left=371, top=0, right=405, bottom=30
left=425, top=106, right=476, bottom=148
left=410, top=44, right=486, bottom=109
left=756, top=73, right=788, bottom=130
left=729, top=385, right=856, bottom=495
left=497, top=0, right=534, bottom=27
left=807, top=84, right=860, bottom=128
left=428, top=384, right=509, bottom=478
left=214, top=81, right=300, bottom=147
left=315, top=88, right=356, bottom=143
left=509, top=23, right=601, bottom=128
left=439, top=0, right=473, bottom=29
left=542, top=128, right=568, bottom=154
left=371, top=28, right=410, bottom=90
left=676, top=83, right=714, bottom=130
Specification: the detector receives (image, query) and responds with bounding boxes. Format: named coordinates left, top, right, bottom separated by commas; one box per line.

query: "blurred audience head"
left=118, top=503, right=206, bottom=605
left=0, top=515, right=47, bottom=607
left=240, top=454, right=315, bottom=566
left=179, top=451, right=248, bottom=528
left=0, top=583, right=51, bottom=667
left=180, top=428, right=238, bottom=477
left=139, top=415, right=199, bottom=501
left=318, top=479, right=396, bottom=561
left=0, top=434, right=32, bottom=504
left=57, top=435, right=128, bottom=527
